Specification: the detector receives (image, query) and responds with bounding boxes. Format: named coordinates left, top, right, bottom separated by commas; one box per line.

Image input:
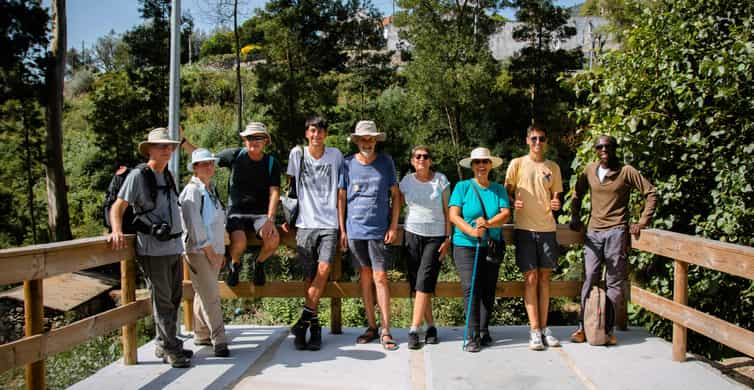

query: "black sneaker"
left=480, top=331, right=493, bottom=347
left=291, top=319, right=309, bottom=350
left=253, top=261, right=266, bottom=286
left=425, top=326, right=439, bottom=344
left=163, top=352, right=191, bottom=368
left=155, top=347, right=193, bottom=359
left=308, top=320, right=322, bottom=351
left=464, top=337, right=481, bottom=353
left=225, top=261, right=240, bottom=287
left=408, top=331, right=421, bottom=350
left=214, top=343, right=230, bottom=357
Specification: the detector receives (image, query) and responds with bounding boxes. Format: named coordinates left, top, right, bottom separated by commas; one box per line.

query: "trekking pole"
left=462, top=238, right=482, bottom=350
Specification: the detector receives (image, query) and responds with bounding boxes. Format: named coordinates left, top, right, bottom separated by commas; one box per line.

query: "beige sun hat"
left=458, top=147, right=504, bottom=169
left=348, top=120, right=386, bottom=143
left=138, top=127, right=180, bottom=157
left=239, top=122, right=270, bottom=139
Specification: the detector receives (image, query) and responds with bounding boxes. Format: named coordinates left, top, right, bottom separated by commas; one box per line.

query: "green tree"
left=569, top=0, right=753, bottom=359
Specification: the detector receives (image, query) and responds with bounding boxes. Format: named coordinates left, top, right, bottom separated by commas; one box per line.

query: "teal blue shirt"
left=449, top=179, right=510, bottom=247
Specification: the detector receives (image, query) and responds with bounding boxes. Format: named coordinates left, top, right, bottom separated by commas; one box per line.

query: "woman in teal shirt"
left=449, top=147, right=511, bottom=352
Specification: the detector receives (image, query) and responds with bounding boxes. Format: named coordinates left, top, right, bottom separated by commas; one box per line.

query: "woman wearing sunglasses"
left=399, top=146, right=451, bottom=350
left=449, top=147, right=511, bottom=352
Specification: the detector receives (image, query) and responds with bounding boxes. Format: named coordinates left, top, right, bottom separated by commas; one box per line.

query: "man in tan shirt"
left=505, top=124, right=563, bottom=351
left=568, top=135, right=657, bottom=345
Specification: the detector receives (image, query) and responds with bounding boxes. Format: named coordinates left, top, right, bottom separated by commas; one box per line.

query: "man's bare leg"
left=523, top=270, right=540, bottom=330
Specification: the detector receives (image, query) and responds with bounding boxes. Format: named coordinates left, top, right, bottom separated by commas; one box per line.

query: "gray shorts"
left=348, top=239, right=389, bottom=272
left=514, top=229, right=559, bottom=273
left=226, top=213, right=268, bottom=235
left=296, top=228, right=338, bottom=279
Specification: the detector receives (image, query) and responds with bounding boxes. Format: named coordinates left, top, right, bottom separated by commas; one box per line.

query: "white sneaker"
left=542, top=327, right=561, bottom=347
left=529, top=330, right=545, bottom=351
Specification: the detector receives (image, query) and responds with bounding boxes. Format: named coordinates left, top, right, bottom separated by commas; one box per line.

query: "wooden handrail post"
left=121, top=257, right=138, bottom=365
left=24, top=279, right=44, bottom=390
left=330, top=250, right=343, bottom=334
left=672, top=260, right=688, bottom=362
left=616, top=279, right=630, bottom=331
left=182, top=256, right=194, bottom=332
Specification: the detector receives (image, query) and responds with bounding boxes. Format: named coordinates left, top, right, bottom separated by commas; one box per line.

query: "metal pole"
left=168, top=0, right=181, bottom=188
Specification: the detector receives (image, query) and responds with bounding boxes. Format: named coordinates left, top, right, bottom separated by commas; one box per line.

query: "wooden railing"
left=629, top=229, right=754, bottom=361
left=1, top=226, right=752, bottom=389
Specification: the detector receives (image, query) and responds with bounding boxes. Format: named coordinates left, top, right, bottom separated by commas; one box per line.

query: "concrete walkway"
left=72, top=326, right=747, bottom=390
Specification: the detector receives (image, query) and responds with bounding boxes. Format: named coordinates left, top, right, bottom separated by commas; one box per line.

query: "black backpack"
left=103, top=163, right=179, bottom=234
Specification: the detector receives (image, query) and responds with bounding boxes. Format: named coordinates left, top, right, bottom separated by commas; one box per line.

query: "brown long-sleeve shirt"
left=571, top=161, right=658, bottom=230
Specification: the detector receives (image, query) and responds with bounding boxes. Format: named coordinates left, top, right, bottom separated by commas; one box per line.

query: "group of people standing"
left=107, top=117, right=656, bottom=368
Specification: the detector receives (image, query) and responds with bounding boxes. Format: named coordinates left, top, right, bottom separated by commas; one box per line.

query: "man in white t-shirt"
left=285, top=116, right=344, bottom=351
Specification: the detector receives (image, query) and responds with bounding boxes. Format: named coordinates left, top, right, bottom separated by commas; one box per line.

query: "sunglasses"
left=413, top=153, right=431, bottom=160
left=594, top=143, right=614, bottom=151
left=529, top=136, right=547, bottom=143
left=245, top=135, right=268, bottom=142
left=194, top=161, right=214, bottom=167
left=472, top=159, right=491, bottom=165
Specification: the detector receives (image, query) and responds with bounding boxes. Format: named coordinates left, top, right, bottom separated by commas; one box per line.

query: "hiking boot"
left=480, top=331, right=493, bottom=347
left=424, top=326, right=438, bottom=345
left=155, top=347, right=193, bottom=359
left=291, top=319, right=309, bottom=350
left=253, top=261, right=266, bottom=286
left=214, top=343, right=230, bottom=357
left=308, top=320, right=322, bottom=351
left=225, top=261, right=240, bottom=287
left=529, top=330, right=545, bottom=351
left=408, top=331, right=421, bottom=350
left=542, top=327, right=561, bottom=347
left=163, top=352, right=191, bottom=368
left=464, top=337, right=481, bottom=353
left=570, top=327, right=586, bottom=343
left=607, top=333, right=618, bottom=346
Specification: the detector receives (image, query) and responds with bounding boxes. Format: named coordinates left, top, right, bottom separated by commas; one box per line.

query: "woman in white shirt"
left=398, top=146, right=451, bottom=350
left=179, top=148, right=229, bottom=357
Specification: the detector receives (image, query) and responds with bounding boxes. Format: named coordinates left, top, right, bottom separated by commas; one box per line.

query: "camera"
left=150, top=221, right=173, bottom=241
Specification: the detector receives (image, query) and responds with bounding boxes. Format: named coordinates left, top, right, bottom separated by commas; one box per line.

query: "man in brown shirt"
left=568, top=135, right=658, bottom=345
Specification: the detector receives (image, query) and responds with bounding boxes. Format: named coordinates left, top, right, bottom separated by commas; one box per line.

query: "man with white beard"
left=338, top=120, right=401, bottom=351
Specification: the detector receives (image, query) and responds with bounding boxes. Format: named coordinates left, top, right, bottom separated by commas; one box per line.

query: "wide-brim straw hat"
left=458, top=147, right=503, bottom=169
left=348, top=120, right=386, bottom=143
left=187, top=148, right=220, bottom=172
left=239, top=122, right=270, bottom=139
left=138, top=127, right=180, bottom=157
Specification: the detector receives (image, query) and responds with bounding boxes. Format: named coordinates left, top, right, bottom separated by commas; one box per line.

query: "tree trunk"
left=234, top=0, right=242, bottom=133
left=45, top=0, right=73, bottom=242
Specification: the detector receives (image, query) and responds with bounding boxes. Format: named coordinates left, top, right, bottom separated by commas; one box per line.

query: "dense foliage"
left=568, top=0, right=753, bottom=359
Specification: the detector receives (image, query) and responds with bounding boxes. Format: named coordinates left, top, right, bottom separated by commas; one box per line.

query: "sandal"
left=356, top=326, right=379, bottom=344
left=380, top=329, right=399, bottom=351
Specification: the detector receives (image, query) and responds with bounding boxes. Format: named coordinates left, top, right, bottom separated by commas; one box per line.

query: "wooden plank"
left=673, top=261, right=689, bottom=361
left=121, top=258, right=137, bottom=365
left=0, top=273, right=115, bottom=312
left=183, top=280, right=582, bottom=299
left=0, top=298, right=152, bottom=372
left=631, top=286, right=754, bottom=358
left=24, top=279, right=44, bottom=390
left=631, top=229, right=754, bottom=280
left=182, top=256, right=194, bottom=332
left=0, top=236, right=134, bottom=285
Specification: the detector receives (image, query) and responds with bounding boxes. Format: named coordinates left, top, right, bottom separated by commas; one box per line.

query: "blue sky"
left=51, top=0, right=583, bottom=50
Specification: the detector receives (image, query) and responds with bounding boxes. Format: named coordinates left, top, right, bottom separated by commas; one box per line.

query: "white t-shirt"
left=598, top=165, right=610, bottom=183
left=399, top=172, right=450, bottom=237
left=287, top=146, right=343, bottom=229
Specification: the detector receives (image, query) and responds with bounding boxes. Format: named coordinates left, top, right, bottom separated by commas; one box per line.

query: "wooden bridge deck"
left=70, top=325, right=747, bottom=390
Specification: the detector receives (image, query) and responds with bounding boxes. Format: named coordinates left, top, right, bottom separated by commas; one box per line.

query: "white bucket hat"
left=239, top=122, right=270, bottom=140
left=348, top=120, right=386, bottom=143
left=187, top=148, right=220, bottom=172
left=458, top=147, right=504, bottom=169
left=138, top=127, right=180, bottom=157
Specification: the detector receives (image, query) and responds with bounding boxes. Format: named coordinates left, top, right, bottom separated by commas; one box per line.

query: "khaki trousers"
left=185, top=252, right=227, bottom=345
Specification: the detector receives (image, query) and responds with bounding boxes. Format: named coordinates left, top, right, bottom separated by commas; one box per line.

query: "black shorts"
left=514, top=229, right=559, bottom=273
left=404, top=231, right=444, bottom=293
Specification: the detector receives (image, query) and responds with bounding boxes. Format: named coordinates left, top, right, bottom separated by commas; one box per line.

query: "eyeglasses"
left=529, top=136, right=547, bottom=143
left=194, top=161, right=214, bottom=167
left=472, top=159, right=491, bottom=165
left=245, top=135, right=267, bottom=142
left=414, top=153, right=431, bottom=160
left=594, top=143, right=613, bottom=151
left=153, top=144, right=176, bottom=150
